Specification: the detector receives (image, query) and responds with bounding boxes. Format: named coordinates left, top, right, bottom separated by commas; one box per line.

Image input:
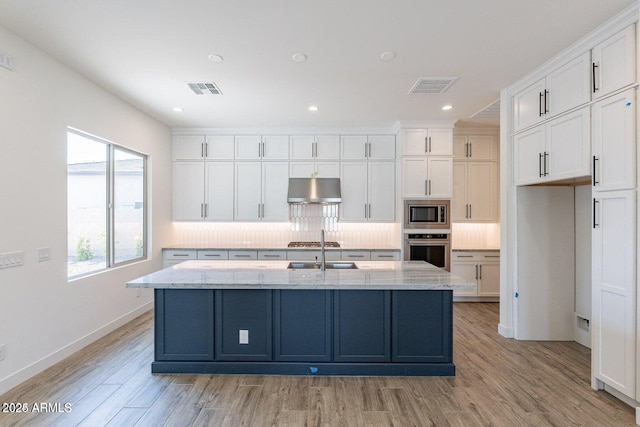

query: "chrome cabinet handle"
left=469, top=204, right=471, bottom=219
left=593, top=156, right=599, bottom=186
left=592, top=62, right=599, bottom=93
left=469, top=142, right=472, bottom=158
left=205, top=142, right=208, bottom=158
left=201, top=142, right=205, bottom=158
left=425, top=180, right=428, bottom=195
left=544, top=151, right=549, bottom=176
left=479, top=265, right=482, bottom=280
left=201, top=203, right=205, bottom=218
left=475, top=264, right=478, bottom=280
left=539, top=153, right=543, bottom=177
left=593, top=198, right=599, bottom=229
left=424, top=137, right=428, bottom=153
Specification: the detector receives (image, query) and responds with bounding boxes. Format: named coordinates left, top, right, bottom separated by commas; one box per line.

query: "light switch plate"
left=0, top=251, right=24, bottom=269
left=37, top=247, right=51, bottom=262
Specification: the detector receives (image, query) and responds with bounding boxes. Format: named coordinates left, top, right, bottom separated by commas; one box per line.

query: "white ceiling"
left=0, top=0, right=635, bottom=129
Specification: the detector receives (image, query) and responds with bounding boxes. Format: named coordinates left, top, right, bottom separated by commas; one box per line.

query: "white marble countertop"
left=164, top=245, right=401, bottom=251
left=126, top=260, right=475, bottom=291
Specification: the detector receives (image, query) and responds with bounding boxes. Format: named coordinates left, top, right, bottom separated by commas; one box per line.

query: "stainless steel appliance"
left=404, top=233, right=451, bottom=271
left=404, top=199, right=450, bottom=229
left=287, top=178, right=341, bottom=204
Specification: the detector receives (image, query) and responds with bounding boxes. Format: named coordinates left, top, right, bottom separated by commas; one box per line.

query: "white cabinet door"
left=262, top=135, right=290, bottom=159
left=467, top=135, right=497, bottom=161
left=453, top=136, right=467, bottom=160
left=290, top=162, right=340, bottom=178
left=205, top=135, right=235, bottom=159
left=546, top=107, right=590, bottom=180
left=478, top=262, right=500, bottom=297
left=402, top=158, right=428, bottom=198
left=426, top=157, right=452, bottom=198
left=513, top=78, right=546, bottom=132
left=402, top=129, right=429, bottom=156
left=367, top=162, right=395, bottom=221
left=427, top=129, right=453, bottom=156
left=173, top=162, right=205, bottom=220
left=592, top=88, right=636, bottom=192
left=546, top=52, right=591, bottom=116
left=315, top=135, right=340, bottom=159
left=451, top=162, right=467, bottom=221
left=592, top=189, right=636, bottom=399
left=173, top=135, right=205, bottom=160
left=205, top=162, right=234, bottom=220
left=451, top=262, right=477, bottom=297
left=340, top=135, right=368, bottom=159
left=234, top=162, right=262, bottom=220
left=514, top=125, right=545, bottom=185
left=592, top=24, right=636, bottom=99
left=340, top=162, right=368, bottom=221
left=262, top=162, right=289, bottom=221
left=290, top=135, right=315, bottom=159
left=467, top=162, right=497, bottom=221
left=235, top=135, right=263, bottom=160
left=368, top=135, right=396, bottom=159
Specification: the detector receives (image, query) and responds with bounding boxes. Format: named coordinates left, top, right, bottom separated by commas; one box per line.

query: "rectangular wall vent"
left=408, top=77, right=458, bottom=94
left=188, top=82, right=222, bottom=95
left=470, top=99, right=500, bottom=119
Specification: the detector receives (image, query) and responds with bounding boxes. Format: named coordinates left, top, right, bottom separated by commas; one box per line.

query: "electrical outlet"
left=239, top=329, right=249, bottom=345
left=0, top=344, right=7, bottom=361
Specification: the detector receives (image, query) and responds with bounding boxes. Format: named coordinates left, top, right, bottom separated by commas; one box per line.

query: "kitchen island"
left=126, top=260, right=474, bottom=376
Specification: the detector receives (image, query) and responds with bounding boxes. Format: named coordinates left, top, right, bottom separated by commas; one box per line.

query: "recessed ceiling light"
left=380, top=51, right=396, bottom=61
left=292, top=53, right=307, bottom=63
left=308, top=105, right=319, bottom=111
left=172, top=107, right=184, bottom=112
left=442, top=105, right=453, bottom=111
left=208, top=54, right=224, bottom=63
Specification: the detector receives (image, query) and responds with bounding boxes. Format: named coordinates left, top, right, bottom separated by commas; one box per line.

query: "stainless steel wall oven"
left=403, top=233, right=451, bottom=271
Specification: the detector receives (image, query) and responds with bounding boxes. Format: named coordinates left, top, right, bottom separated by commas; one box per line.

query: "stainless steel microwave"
left=404, top=200, right=450, bottom=229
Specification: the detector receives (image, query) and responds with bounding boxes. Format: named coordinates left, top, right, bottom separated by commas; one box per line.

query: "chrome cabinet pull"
left=428, top=180, right=432, bottom=195
left=592, top=62, right=599, bottom=93
left=544, top=89, right=549, bottom=114
left=593, top=156, right=599, bottom=186
left=428, top=136, right=432, bottom=153
left=205, top=142, right=208, bottom=158
left=544, top=151, right=549, bottom=176
left=469, top=142, right=472, bottom=158
left=201, top=142, right=205, bottom=158
left=539, top=91, right=544, bottom=116
left=425, top=180, right=428, bottom=195
left=479, top=265, right=482, bottom=280
left=539, top=153, right=543, bottom=177
left=475, top=264, right=479, bottom=280
left=201, top=203, right=204, bottom=218
left=593, top=198, right=599, bottom=229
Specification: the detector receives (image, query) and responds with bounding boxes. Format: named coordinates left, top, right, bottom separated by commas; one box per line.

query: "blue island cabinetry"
left=153, top=288, right=454, bottom=376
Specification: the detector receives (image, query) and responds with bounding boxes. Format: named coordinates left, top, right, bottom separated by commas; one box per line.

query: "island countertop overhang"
left=126, top=260, right=476, bottom=291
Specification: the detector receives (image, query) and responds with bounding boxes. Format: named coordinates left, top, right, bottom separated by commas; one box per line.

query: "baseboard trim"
left=0, top=302, right=153, bottom=396
left=498, top=323, right=513, bottom=338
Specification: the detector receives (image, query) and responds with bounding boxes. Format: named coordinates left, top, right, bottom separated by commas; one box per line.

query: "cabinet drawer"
left=197, top=250, right=229, bottom=260
left=451, top=252, right=481, bottom=261
left=287, top=250, right=341, bottom=262
left=341, top=250, right=371, bottom=261
left=228, top=250, right=258, bottom=260
left=370, top=251, right=400, bottom=261
left=258, top=250, right=287, bottom=260
left=164, top=249, right=197, bottom=260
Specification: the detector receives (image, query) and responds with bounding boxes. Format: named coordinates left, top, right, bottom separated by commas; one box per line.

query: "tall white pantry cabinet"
left=502, top=2, right=640, bottom=413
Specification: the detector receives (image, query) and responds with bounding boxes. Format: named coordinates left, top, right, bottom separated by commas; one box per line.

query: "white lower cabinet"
left=451, top=251, right=500, bottom=299
left=341, top=250, right=371, bottom=261
left=592, top=189, right=636, bottom=399
left=163, top=250, right=197, bottom=268
left=286, top=250, right=341, bottom=262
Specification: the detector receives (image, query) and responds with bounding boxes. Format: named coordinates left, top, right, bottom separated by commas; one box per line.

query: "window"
left=67, top=129, right=147, bottom=278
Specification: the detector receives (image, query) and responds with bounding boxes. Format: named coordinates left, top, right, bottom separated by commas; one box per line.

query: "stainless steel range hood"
left=287, top=178, right=341, bottom=204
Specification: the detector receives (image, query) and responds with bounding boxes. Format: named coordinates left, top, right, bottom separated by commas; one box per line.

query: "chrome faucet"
left=320, top=229, right=326, bottom=271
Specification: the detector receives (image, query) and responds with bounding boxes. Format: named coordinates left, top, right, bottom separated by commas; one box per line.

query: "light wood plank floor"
left=0, top=303, right=636, bottom=426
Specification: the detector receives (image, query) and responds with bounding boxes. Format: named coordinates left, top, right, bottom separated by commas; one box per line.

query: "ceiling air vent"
left=188, top=82, right=222, bottom=95
left=408, top=77, right=458, bottom=94
left=470, top=99, right=500, bottom=119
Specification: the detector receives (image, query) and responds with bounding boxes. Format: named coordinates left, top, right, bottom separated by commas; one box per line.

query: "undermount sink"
left=287, top=262, right=358, bottom=270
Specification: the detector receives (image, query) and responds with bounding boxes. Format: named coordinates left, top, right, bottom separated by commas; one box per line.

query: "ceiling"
left=0, top=0, right=635, bottom=129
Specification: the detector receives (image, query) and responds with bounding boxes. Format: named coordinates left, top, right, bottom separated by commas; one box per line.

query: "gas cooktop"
left=287, top=241, right=341, bottom=248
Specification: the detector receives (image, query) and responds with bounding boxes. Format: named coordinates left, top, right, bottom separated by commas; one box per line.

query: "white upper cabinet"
left=290, top=135, right=340, bottom=160
left=453, top=135, right=498, bottom=161
left=402, top=129, right=452, bottom=156
left=592, top=88, right=636, bottom=192
left=205, top=135, right=235, bottom=159
left=173, top=135, right=207, bottom=160
left=234, top=162, right=289, bottom=221
left=172, top=161, right=206, bottom=220
left=235, top=135, right=289, bottom=160
left=340, top=135, right=395, bottom=160
left=513, top=52, right=591, bottom=132
left=453, top=162, right=498, bottom=222
left=592, top=24, right=637, bottom=100
left=340, top=161, right=395, bottom=221
left=173, top=135, right=234, bottom=160
left=205, top=162, right=235, bottom=220
left=289, top=161, right=340, bottom=178
left=402, top=157, right=452, bottom=199
left=514, top=107, right=590, bottom=185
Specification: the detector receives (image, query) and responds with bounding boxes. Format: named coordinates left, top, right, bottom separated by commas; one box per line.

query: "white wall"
left=0, top=25, right=173, bottom=395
